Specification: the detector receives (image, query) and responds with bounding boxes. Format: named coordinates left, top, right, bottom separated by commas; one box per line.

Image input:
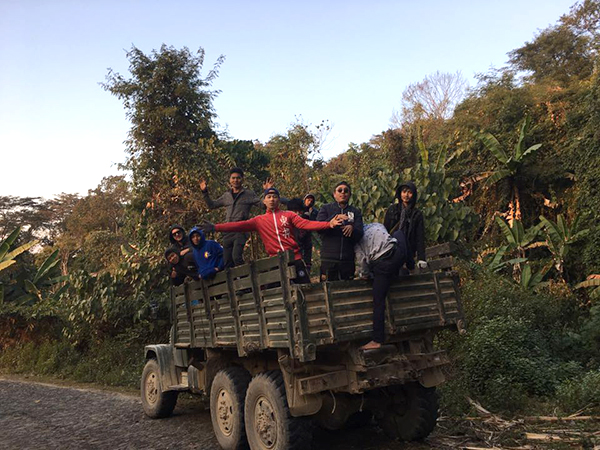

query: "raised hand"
left=262, top=177, right=274, bottom=190
left=199, top=179, right=208, bottom=192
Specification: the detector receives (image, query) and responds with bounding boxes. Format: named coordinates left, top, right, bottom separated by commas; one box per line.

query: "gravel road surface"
left=0, top=378, right=432, bottom=450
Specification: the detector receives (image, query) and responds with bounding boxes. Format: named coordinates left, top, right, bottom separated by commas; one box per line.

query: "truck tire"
left=210, top=367, right=252, bottom=450
left=141, top=358, right=178, bottom=419
left=376, top=383, right=438, bottom=441
left=244, top=371, right=313, bottom=450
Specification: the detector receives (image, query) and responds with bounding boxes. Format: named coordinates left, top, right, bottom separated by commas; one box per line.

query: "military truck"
left=141, top=244, right=464, bottom=450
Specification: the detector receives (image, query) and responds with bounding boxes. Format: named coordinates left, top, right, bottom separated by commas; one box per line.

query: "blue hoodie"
left=188, top=227, right=224, bottom=279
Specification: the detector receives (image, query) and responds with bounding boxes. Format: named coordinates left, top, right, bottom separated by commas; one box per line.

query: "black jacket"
left=169, top=224, right=190, bottom=250
left=165, top=246, right=198, bottom=286
left=317, top=203, right=364, bottom=262
left=383, top=181, right=426, bottom=261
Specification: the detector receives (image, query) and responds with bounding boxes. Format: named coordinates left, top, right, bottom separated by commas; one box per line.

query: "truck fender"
left=144, top=344, right=179, bottom=392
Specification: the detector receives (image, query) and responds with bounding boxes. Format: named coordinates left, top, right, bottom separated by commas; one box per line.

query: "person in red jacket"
left=203, top=187, right=345, bottom=283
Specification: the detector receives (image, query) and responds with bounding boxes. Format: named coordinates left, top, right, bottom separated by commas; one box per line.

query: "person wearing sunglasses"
left=316, top=181, right=364, bottom=281
left=168, top=225, right=191, bottom=256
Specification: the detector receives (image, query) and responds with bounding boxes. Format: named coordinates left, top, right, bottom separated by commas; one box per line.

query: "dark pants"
left=223, top=232, right=247, bottom=269
left=292, top=259, right=311, bottom=284
left=371, top=246, right=404, bottom=343
left=320, top=260, right=355, bottom=281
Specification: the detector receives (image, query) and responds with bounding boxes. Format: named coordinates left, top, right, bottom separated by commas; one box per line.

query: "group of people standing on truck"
left=164, top=167, right=427, bottom=349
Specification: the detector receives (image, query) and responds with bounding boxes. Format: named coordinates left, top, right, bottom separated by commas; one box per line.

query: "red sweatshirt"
left=215, top=209, right=331, bottom=260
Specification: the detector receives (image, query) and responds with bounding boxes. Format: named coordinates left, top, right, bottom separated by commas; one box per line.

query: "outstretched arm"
left=215, top=217, right=258, bottom=233
left=290, top=213, right=342, bottom=231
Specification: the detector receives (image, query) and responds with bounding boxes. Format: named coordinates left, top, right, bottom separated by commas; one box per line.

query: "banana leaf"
left=496, top=217, right=517, bottom=247
left=479, top=132, right=508, bottom=163
left=0, top=260, right=16, bottom=272
left=33, top=249, right=60, bottom=283
left=3, top=240, right=39, bottom=263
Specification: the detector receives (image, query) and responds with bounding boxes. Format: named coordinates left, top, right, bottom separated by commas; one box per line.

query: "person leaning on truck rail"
left=316, top=181, right=364, bottom=281
left=202, top=188, right=345, bottom=284
left=188, top=227, right=224, bottom=280
left=200, top=168, right=275, bottom=269
left=164, top=246, right=198, bottom=286
left=356, top=223, right=415, bottom=350
left=383, top=181, right=427, bottom=271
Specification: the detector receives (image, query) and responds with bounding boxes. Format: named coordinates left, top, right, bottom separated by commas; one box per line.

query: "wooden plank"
left=257, top=269, right=284, bottom=286
left=425, top=242, right=455, bottom=259
left=183, top=282, right=196, bottom=347
left=427, top=256, right=454, bottom=271
left=333, top=311, right=373, bottom=324
left=232, top=277, right=253, bottom=290
left=433, top=273, right=447, bottom=325
left=201, top=276, right=216, bottom=347
left=226, top=269, right=246, bottom=357
left=323, top=282, right=336, bottom=341
left=249, top=261, right=267, bottom=349
left=207, top=281, right=230, bottom=297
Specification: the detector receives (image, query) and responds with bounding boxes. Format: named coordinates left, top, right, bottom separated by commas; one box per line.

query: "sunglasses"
left=336, top=188, right=349, bottom=194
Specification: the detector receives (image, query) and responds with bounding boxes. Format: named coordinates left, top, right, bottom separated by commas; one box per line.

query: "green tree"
left=102, top=45, right=225, bottom=228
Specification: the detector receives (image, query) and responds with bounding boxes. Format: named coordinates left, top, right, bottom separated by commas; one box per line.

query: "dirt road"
left=0, top=378, right=431, bottom=450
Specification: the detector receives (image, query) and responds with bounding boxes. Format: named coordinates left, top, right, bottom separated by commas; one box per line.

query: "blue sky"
left=0, top=0, right=576, bottom=198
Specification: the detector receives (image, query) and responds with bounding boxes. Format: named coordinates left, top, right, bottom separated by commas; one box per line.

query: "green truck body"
left=142, top=245, right=464, bottom=450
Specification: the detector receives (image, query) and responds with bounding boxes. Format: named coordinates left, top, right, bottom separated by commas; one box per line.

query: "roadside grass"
left=0, top=337, right=145, bottom=389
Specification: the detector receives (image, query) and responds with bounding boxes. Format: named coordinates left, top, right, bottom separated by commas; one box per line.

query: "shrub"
left=556, top=370, right=600, bottom=413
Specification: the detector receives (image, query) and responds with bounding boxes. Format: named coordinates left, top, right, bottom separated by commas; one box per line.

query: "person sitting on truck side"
left=165, top=246, right=198, bottom=286
left=188, top=227, right=224, bottom=280
left=200, top=168, right=276, bottom=269
left=383, top=181, right=427, bottom=271
left=169, top=224, right=191, bottom=257
left=356, top=224, right=415, bottom=350
left=316, top=181, right=364, bottom=281
left=202, top=188, right=345, bottom=284
left=286, top=198, right=314, bottom=274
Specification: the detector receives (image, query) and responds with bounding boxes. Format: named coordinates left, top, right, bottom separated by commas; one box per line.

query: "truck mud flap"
left=144, top=344, right=179, bottom=392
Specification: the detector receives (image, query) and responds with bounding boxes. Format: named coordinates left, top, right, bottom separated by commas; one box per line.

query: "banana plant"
left=477, top=115, right=542, bottom=223
left=575, top=276, right=600, bottom=300
left=520, top=263, right=549, bottom=290
left=0, top=227, right=39, bottom=273
left=539, top=214, right=590, bottom=280
left=487, top=217, right=544, bottom=287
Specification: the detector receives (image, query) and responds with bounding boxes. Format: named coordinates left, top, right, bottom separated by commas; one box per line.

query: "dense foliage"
left=1, top=1, right=600, bottom=415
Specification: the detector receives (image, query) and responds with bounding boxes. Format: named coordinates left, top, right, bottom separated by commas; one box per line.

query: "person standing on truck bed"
left=200, top=168, right=275, bottom=269
left=202, top=188, right=345, bottom=284
left=317, top=181, right=364, bottom=281
left=355, top=223, right=415, bottom=350
left=383, top=181, right=428, bottom=271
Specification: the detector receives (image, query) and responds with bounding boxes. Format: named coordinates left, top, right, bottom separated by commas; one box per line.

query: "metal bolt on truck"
left=141, top=244, right=464, bottom=450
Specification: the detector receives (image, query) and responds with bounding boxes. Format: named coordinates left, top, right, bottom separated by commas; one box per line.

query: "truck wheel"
left=141, top=358, right=178, bottom=418
left=210, top=367, right=252, bottom=450
left=244, top=371, right=313, bottom=450
left=376, top=383, right=438, bottom=441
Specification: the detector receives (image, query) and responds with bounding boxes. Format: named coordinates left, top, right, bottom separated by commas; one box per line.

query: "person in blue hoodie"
left=188, top=227, right=225, bottom=280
